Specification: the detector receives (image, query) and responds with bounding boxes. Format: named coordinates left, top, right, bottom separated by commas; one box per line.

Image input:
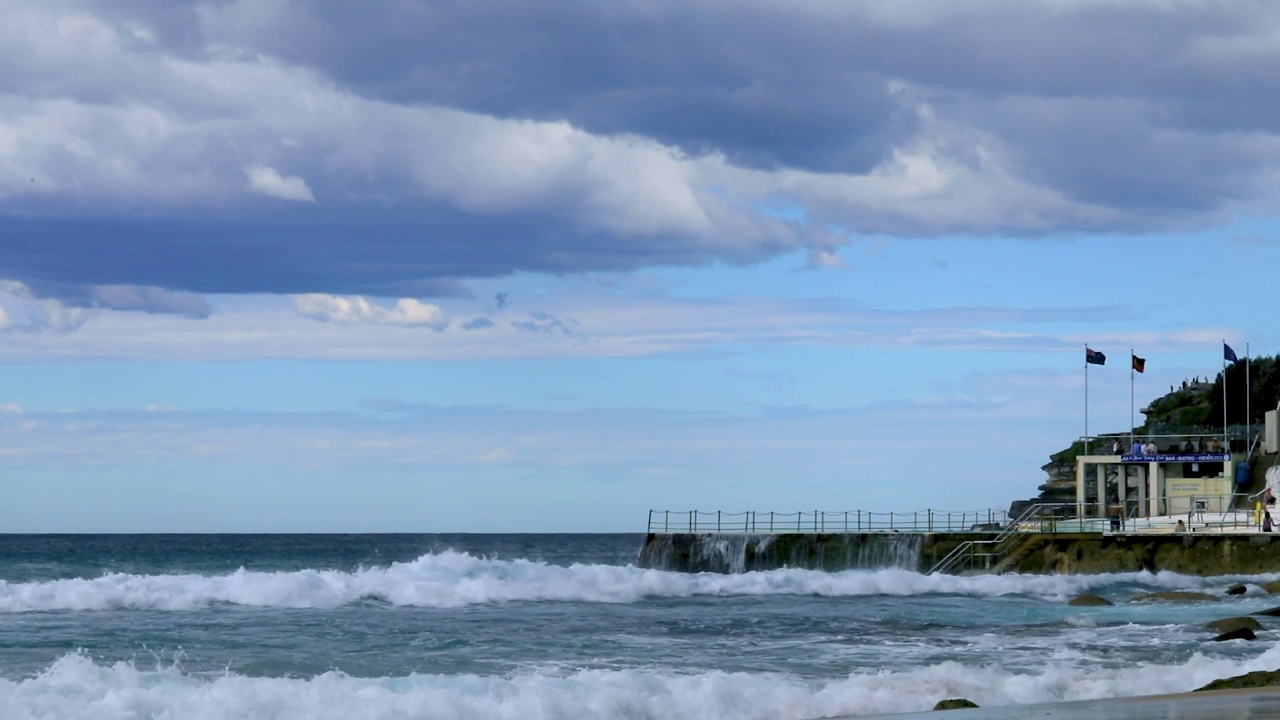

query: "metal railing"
left=646, top=509, right=1009, bottom=534
left=929, top=502, right=1078, bottom=575
left=1080, top=432, right=1247, bottom=455
left=929, top=494, right=1268, bottom=575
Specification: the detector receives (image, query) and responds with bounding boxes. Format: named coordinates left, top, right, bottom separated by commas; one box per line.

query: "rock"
left=1226, top=584, right=1248, bottom=595
left=1068, top=593, right=1113, bottom=607
left=1252, top=605, right=1280, bottom=617
left=1261, top=580, right=1280, bottom=594
left=1129, top=591, right=1221, bottom=603
left=1212, top=627, right=1257, bottom=642
left=1207, top=617, right=1262, bottom=633
left=933, top=699, right=979, bottom=710
left=1196, top=669, right=1280, bottom=692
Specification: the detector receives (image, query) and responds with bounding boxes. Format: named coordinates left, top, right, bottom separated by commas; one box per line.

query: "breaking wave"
left=0, top=551, right=1271, bottom=612
left=5, top=646, right=1280, bottom=720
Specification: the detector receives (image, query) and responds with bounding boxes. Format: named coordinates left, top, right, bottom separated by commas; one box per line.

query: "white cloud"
left=0, top=402, right=23, bottom=415
left=0, top=283, right=88, bottom=334
left=806, top=249, right=847, bottom=269
left=245, top=164, right=316, bottom=202
left=294, top=294, right=446, bottom=329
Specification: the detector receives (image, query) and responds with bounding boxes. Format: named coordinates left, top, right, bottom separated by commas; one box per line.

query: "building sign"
left=1169, top=479, right=1207, bottom=494
left=1119, top=453, right=1231, bottom=463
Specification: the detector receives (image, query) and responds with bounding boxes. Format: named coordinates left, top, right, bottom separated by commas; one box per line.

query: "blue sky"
left=1, top=2, right=1278, bottom=531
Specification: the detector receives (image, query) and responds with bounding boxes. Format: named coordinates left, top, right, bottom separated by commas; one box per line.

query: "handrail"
left=927, top=495, right=1262, bottom=575
left=645, top=508, right=1010, bottom=534
left=928, top=502, right=1077, bottom=575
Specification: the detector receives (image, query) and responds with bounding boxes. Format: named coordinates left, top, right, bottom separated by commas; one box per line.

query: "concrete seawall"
left=639, top=532, right=1280, bottom=575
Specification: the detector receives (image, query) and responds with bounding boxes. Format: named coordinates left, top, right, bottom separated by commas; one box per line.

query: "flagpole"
left=1130, top=348, right=1135, bottom=451
left=1247, top=342, right=1252, bottom=446
left=1223, top=339, right=1229, bottom=449
left=1084, top=343, right=1090, bottom=455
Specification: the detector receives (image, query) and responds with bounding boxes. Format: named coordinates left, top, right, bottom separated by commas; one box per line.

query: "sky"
left=1, top=0, right=1279, bottom=532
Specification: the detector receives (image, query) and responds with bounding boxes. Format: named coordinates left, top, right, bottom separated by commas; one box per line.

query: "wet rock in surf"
left=1196, top=669, right=1280, bottom=691
left=1212, top=627, right=1257, bottom=642
left=933, top=698, right=979, bottom=710
left=1129, top=591, right=1220, bottom=603
left=1226, top=584, right=1248, bottom=595
left=1067, top=593, right=1113, bottom=606
left=1252, top=605, right=1280, bottom=616
left=1262, top=580, right=1280, bottom=594
left=1207, top=617, right=1262, bottom=634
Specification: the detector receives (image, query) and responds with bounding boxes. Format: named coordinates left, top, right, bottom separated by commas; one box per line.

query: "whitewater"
left=0, top=533, right=1277, bottom=720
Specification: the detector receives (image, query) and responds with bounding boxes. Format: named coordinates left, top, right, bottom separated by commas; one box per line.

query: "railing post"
left=844, top=511, right=849, bottom=533
left=648, top=509, right=653, bottom=533
left=928, top=509, right=933, bottom=532
left=770, top=511, right=774, bottom=533
left=858, top=510, right=862, bottom=532
left=717, top=510, right=721, bottom=532
left=690, top=510, right=695, bottom=533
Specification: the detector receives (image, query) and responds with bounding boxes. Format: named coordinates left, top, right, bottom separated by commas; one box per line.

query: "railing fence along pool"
left=648, top=493, right=1269, bottom=536
left=646, top=509, right=1008, bottom=534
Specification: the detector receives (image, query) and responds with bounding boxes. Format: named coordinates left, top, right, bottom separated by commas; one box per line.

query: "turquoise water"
left=0, top=534, right=1279, bottom=719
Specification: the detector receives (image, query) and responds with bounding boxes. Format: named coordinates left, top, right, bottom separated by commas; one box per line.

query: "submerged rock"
left=933, top=699, right=979, bottom=710
left=1207, top=617, right=1262, bottom=633
left=1252, top=605, right=1280, bottom=616
left=1130, top=591, right=1221, bottom=603
left=1226, top=584, right=1248, bottom=595
left=1067, top=593, right=1113, bottom=606
left=1196, top=669, right=1280, bottom=691
left=1212, top=627, right=1257, bottom=642
left=1262, top=580, right=1280, bottom=594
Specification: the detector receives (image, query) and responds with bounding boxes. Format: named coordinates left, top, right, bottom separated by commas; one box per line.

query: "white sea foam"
left=4, top=647, right=1280, bottom=720
left=0, top=552, right=1271, bottom=611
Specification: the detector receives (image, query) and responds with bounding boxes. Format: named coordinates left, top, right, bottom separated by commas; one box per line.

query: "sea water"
left=1, top=533, right=1279, bottom=719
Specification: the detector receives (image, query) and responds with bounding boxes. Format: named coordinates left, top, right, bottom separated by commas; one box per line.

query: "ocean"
left=1, top=533, right=1279, bottom=719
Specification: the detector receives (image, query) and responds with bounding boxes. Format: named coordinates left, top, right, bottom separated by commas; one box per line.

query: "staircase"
left=928, top=503, right=1070, bottom=575
left=989, top=534, right=1048, bottom=574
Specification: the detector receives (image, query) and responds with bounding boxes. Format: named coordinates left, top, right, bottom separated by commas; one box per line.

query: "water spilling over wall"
left=639, top=531, right=1280, bottom=575
left=637, top=532, right=926, bottom=573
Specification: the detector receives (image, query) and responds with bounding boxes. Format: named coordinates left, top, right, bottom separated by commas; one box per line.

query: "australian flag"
left=1224, top=343, right=1239, bottom=363
left=1086, top=348, right=1106, bottom=366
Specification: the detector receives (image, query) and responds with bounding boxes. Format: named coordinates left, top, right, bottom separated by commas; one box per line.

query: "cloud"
left=244, top=165, right=316, bottom=202
left=35, top=282, right=211, bottom=318
left=0, top=1, right=1277, bottom=300
left=805, top=249, right=846, bottom=270
left=511, top=310, right=580, bottom=336
left=0, top=402, right=23, bottom=415
left=462, top=317, right=495, bottom=331
left=294, top=294, right=447, bottom=328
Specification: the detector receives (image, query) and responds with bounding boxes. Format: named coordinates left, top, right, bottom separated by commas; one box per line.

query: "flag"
left=1225, top=343, right=1239, bottom=363
left=1132, top=355, right=1146, bottom=373
left=1086, top=348, right=1106, bottom=365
